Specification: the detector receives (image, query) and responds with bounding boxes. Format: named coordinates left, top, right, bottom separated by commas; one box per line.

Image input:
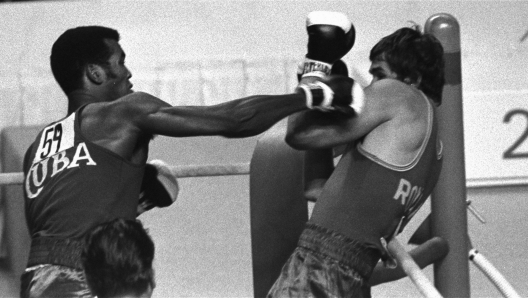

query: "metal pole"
left=424, top=13, right=470, bottom=297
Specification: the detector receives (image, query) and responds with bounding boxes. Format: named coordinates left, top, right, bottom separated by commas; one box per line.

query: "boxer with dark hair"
left=268, top=19, right=445, bottom=297
left=82, top=218, right=155, bottom=298
left=21, top=25, right=354, bottom=297
left=369, top=25, right=445, bottom=105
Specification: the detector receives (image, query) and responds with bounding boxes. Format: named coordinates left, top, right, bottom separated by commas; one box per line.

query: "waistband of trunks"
left=298, top=223, right=381, bottom=279
left=27, top=237, right=84, bottom=270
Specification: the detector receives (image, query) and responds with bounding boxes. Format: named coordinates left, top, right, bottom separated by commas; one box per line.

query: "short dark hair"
left=369, top=26, right=445, bottom=105
left=50, top=26, right=120, bottom=95
left=82, top=218, right=155, bottom=298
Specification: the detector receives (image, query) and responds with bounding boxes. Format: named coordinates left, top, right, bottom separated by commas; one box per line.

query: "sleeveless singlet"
left=309, top=91, right=443, bottom=253
left=23, top=105, right=145, bottom=240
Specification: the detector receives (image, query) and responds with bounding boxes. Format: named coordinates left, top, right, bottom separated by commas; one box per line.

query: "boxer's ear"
left=86, top=64, right=105, bottom=84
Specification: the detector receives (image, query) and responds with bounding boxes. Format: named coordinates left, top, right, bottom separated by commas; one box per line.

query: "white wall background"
left=1, top=1, right=528, bottom=297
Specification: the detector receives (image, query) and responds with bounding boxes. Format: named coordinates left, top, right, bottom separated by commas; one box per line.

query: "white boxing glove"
left=137, top=159, right=179, bottom=216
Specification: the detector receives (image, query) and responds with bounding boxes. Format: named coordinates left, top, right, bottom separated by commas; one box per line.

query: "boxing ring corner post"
left=424, top=13, right=470, bottom=297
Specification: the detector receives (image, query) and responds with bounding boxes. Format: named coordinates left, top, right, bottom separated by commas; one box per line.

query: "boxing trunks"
left=267, top=223, right=380, bottom=298
left=20, top=265, right=92, bottom=298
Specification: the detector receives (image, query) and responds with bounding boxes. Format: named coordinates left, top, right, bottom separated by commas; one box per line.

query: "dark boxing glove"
left=296, top=74, right=354, bottom=113
left=301, top=11, right=356, bottom=78
left=298, top=60, right=364, bottom=115
left=330, top=60, right=365, bottom=115
left=137, top=159, right=179, bottom=216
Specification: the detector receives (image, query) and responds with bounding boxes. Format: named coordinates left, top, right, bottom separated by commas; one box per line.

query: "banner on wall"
left=464, top=90, right=528, bottom=187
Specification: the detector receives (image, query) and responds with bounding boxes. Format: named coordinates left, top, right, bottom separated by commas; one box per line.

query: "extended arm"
left=116, top=75, right=353, bottom=139
left=134, top=92, right=308, bottom=138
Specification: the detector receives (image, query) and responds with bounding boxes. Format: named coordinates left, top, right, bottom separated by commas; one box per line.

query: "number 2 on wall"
left=503, top=109, right=528, bottom=159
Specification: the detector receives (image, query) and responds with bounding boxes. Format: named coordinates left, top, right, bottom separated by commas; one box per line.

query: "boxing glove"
left=299, top=60, right=365, bottom=115
left=296, top=74, right=354, bottom=114
left=301, top=11, right=355, bottom=78
left=137, top=159, right=179, bottom=216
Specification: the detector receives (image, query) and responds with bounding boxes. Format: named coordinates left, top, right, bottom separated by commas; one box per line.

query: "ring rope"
left=469, top=249, right=521, bottom=298
left=387, top=238, right=443, bottom=298
left=0, top=172, right=24, bottom=185
left=167, top=163, right=250, bottom=178
left=0, top=163, right=250, bottom=186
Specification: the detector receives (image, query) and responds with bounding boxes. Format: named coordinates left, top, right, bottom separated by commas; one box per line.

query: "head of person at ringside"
left=50, top=25, right=133, bottom=102
left=82, top=218, right=155, bottom=298
left=369, top=25, right=445, bottom=105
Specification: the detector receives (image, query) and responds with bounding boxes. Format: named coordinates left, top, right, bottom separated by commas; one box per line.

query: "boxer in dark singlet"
left=20, top=25, right=354, bottom=297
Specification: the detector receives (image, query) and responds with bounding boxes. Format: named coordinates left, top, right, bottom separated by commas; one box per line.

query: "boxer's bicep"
left=116, top=92, right=233, bottom=137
